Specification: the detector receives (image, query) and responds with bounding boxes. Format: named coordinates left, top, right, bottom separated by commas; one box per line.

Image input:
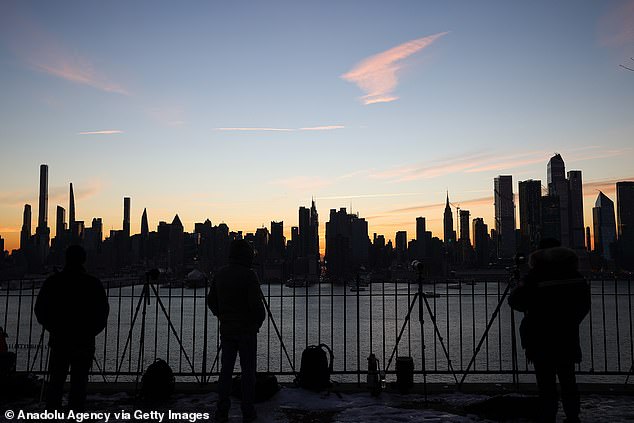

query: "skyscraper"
left=568, top=170, right=584, bottom=250
left=443, top=192, right=454, bottom=245
left=310, top=198, right=319, bottom=257
left=56, top=206, right=66, bottom=239
left=518, top=179, right=542, bottom=250
left=395, top=230, right=407, bottom=263
left=298, top=206, right=310, bottom=257
left=141, top=208, right=149, bottom=238
left=416, top=216, right=426, bottom=259
left=35, top=164, right=50, bottom=262
left=616, top=181, right=634, bottom=268
left=20, top=204, right=31, bottom=250
left=123, top=197, right=131, bottom=237
left=494, top=175, right=516, bottom=258
left=459, top=209, right=470, bottom=245
left=593, top=191, right=616, bottom=260
left=472, top=217, right=489, bottom=266
left=270, top=221, right=285, bottom=257
left=69, top=182, right=76, bottom=229
left=37, top=164, right=48, bottom=231
left=547, top=154, right=570, bottom=247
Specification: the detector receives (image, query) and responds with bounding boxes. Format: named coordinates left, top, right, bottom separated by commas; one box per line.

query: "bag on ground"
left=296, top=344, right=333, bottom=391
left=141, top=358, right=175, bottom=401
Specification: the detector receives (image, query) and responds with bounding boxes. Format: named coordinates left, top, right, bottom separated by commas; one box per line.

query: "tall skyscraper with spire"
left=141, top=208, right=149, bottom=238
left=69, top=183, right=76, bottom=229
left=310, top=198, right=319, bottom=257
left=443, top=192, right=454, bottom=245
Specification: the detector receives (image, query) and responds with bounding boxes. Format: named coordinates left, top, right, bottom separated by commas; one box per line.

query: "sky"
left=1, top=1, right=633, bottom=253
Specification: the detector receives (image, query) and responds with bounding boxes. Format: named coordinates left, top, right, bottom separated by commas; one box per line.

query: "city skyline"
left=4, top=157, right=634, bottom=256
left=1, top=1, right=634, bottom=252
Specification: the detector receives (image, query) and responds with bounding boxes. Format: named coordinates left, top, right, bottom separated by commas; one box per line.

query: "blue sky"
left=1, top=1, right=633, bottom=251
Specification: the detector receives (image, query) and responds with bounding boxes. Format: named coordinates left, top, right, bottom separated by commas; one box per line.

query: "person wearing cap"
left=35, top=245, right=109, bottom=411
left=208, top=239, right=266, bottom=423
left=509, top=238, right=591, bottom=423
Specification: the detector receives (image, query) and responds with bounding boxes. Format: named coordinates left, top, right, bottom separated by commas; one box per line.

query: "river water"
left=3, top=279, right=633, bottom=384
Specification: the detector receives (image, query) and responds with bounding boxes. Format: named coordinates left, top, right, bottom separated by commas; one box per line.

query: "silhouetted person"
left=35, top=245, right=109, bottom=411
left=509, top=239, right=591, bottom=423
left=208, top=239, right=265, bottom=423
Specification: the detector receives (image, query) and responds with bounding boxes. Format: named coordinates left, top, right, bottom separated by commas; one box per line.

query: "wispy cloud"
left=0, top=180, right=102, bottom=207
left=341, top=32, right=448, bottom=105
left=583, top=177, right=634, bottom=196
left=215, top=125, right=344, bottom=132
left=369, top=150, right=596, bottom=183
left=316, top=192, right=424, bottom=201
left=78, top=130, right=123, bottom=135
left=2, top=10, right=129, bottom=95
left=598, top=0, right=634, bottom=47
left=30, top=59, right=129, bottom=95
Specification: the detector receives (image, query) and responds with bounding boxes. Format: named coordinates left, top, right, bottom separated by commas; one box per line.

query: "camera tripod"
left=458, top=255, right=522, bottom=388
left=386, top=261, right=459, bottom=401
left=206, top=285, right=296, bottom=377
left=114, top=269, right=198, bottom=388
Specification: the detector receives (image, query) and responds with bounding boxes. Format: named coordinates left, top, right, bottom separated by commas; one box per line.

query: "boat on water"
left=350, top=286, right=366, bottom=292
left=422, top=291, right=441, bottom=298
left=447, top=283, right=462, bottom=290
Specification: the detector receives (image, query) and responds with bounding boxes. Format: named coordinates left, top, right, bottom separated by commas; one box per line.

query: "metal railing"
left=2, top=276, right=633, bottom=385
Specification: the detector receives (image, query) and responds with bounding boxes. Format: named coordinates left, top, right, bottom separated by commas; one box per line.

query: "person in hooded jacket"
left=509, top=238, right=591, bottom=423
left=208, top=239, right=266, bottom=423
left=35, top=245, right=109, bottom=411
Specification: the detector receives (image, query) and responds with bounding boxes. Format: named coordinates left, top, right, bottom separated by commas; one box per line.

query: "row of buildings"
left=1, top=156, right=633, bottom=281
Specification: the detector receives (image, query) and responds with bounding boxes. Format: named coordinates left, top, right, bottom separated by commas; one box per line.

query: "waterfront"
left=3, top=279, right=633, bottom=384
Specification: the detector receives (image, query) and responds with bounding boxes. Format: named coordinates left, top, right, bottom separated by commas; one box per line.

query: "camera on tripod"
left=146, top=268, right=162, bottom=282
left=411, top=260, right=424, bottom=273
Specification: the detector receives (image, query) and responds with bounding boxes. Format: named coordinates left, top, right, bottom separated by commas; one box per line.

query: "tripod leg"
left=419, top=293, right=459, bottom=384
left=114, top=284, right=148, bottom=382
left=459, top=282, right=513, bottom=387
left=386, top=293, right=419, bottom=373
left=149, top=284, right=200, bottom=383
left=261, top=292, right=296, bottom=374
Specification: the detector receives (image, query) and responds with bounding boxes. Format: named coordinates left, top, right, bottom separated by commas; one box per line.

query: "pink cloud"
left=78, top=130, right=123, bottom=135
left=341, top=32, right=448, bottom=105
left=2, top=10, right=129, bottom=95
left=598, top=0, right=634, bottom=46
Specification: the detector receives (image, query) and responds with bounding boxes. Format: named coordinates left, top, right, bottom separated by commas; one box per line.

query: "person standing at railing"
left=34, top=245, right=109, bottom=412
left=207, top=239, right=265, bottom=423
left=509, top=238, right=591, bottom=423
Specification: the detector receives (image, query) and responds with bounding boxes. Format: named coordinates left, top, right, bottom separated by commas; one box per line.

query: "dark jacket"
left=207, top=260, right=266, bottom=336
left=35, top=265, right=109, bottom=348
left=509, top=247, right=591, bottom=363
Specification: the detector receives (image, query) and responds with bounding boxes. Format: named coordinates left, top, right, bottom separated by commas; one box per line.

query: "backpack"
left=141, top=358, right=175, bottom=402
left=231, top=372, right=280, bottom=402
left=296, top=344, right=333, bottom=391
